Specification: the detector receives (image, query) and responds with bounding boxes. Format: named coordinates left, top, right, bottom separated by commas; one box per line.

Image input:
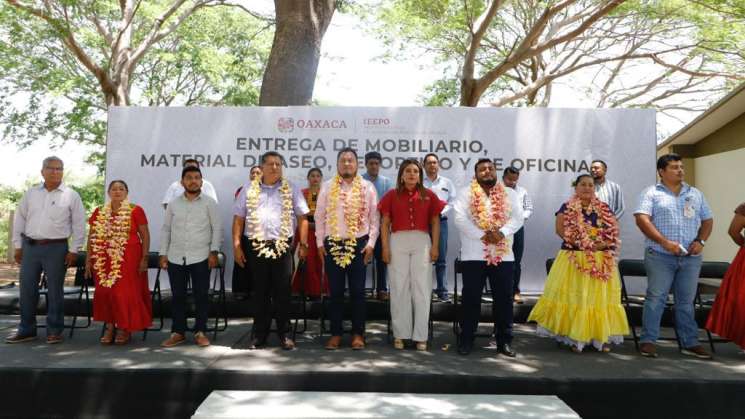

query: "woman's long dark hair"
left=395, top=158, right=426, bottom=200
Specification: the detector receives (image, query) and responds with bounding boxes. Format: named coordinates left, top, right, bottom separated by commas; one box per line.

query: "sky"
left=0, top=3, right=695, bottom=188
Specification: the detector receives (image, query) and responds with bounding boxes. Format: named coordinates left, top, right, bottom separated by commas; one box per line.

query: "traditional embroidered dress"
left=528, top=199, right=628, bottom=351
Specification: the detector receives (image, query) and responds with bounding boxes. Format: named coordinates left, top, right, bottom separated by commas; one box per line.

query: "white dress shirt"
left=13, top=182, right=86, bottom=251
left=514, top=185, right=533, bottom=220
left=162, top=179, right=218, bottom=206
left=454, top=183, right=524, bottom=262
left=424, top=174, right=456, bottom=218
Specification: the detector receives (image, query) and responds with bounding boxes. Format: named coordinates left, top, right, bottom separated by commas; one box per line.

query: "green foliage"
left=70, top=177, right=105, bottom=214
left=0, top=2, right=273, bottom=172
left=0, top=184, right=26, bottom=257
left=367, top=0, right=745, bottom=108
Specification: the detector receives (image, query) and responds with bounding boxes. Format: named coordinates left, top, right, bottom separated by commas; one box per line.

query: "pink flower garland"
left=469, top=179, right=511, bottom=266
left=563, top=196, right=621, bottom=281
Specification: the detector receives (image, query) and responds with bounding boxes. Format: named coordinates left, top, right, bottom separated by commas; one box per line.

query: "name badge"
left=683, top=201, right=695, bottom=218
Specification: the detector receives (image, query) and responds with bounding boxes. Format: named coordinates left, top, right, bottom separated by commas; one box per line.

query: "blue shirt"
left=233, top=179, right=309, bottom=240
left=362, top=173, right=393, bottom=202
left=634, top=182, right=712, bottom=255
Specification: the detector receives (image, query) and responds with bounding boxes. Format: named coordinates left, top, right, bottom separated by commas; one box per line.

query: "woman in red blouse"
left=379, top=158, right=444, bottom=351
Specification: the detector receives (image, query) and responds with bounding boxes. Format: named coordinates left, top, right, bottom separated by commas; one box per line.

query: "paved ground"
left=1, top=316, right=743, bottom=381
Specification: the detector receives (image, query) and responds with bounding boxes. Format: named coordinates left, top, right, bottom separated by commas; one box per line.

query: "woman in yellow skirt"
left=528, top=174, right=629, bottom=353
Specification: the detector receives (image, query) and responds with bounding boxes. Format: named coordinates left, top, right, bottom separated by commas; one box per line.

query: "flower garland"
left=326, top=175, right=365, bottom=267
left=246, top=177, right=293, bottom=258
left=562, top=196, right=621, bottom=281
left=469, top=179, right=511, bottom=266
left=90, top=201, right=132, bottom=288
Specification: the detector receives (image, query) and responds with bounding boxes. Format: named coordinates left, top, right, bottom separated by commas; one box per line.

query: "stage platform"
left=1, top=314, right=744, bottom=419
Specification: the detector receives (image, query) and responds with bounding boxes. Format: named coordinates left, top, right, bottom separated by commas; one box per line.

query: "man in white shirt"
left=423, top=153, right=456, bottom=302
left=6, top=156, right=85, bottom=344
left=162, top=158, right=218, bottom=208
left=159, top=166, right=223, bottom=348
left=454, top=159, right=523, bottom=357
left=502, top=166, right=533, bottom=303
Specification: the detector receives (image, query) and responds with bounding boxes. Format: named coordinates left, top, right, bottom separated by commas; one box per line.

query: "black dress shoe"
left=458, top=343, right=472, bottom=356
left=498, top=343, right=516, bottom=357
left=248, top=336, right=267, bottom=350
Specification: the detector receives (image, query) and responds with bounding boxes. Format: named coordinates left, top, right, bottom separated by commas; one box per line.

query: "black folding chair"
left=37, top=252, right=91, bottom=338
left=696, top=261, right=730, bottom=353
left=290, top=258, right=310, bottom=340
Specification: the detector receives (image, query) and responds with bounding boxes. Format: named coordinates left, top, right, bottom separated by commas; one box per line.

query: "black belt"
left=440, top=216, right=448, bottom=221
left=22, top=234, right=67, bottom=246
left=326, top=235, right=369, bottom=244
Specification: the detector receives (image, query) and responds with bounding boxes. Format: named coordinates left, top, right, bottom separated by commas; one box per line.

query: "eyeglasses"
left=44, top=166, right=64, bottom=172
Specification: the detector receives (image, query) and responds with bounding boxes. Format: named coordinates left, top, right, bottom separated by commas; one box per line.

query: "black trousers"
left=248, top=239, right=293, bottom=338
left=168, top=259, right=210, bottom=334
left=460, top=261, right=514, bottom=346
left=232, top=235, right=253, bottom=296
left=512, top=227, right=525, bottom=295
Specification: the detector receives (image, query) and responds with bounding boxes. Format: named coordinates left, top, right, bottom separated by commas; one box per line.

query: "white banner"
left=106, top=106, right=656, bottom=292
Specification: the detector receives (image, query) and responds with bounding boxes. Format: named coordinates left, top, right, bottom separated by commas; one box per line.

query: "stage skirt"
left=528, top=249, right=629, bottom=351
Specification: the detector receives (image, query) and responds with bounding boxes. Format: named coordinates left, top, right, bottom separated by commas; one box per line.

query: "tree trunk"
left=259, top=0, right=336, bottom=106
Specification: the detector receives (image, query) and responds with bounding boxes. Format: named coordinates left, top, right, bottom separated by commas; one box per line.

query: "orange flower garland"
left=326, top=175, right=365, bottom=267
left=562, top=196, right=621, bottom=281
left=90, top=201, right=132, bottom=288
left=469, top=179, right=511, bottom=266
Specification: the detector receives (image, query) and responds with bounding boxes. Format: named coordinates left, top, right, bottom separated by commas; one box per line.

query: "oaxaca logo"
left=296, top=119, right=348, bottom=129
left=277, top=117, right=295, bottom=133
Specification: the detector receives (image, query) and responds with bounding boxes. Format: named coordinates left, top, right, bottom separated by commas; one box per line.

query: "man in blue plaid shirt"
left=634, top=153, right=714, bottom=359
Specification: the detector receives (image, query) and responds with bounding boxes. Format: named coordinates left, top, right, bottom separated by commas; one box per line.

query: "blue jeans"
left=433, top=217, right=448, bottom=297
left=18, top=240, right=68, bottom=336
left=640, top=248, right=702, bottom=348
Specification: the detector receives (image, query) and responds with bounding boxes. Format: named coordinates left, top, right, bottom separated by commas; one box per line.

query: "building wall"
left=695, top=112, right=745, bottom=157
left=694, top=147, right=745, bottom=262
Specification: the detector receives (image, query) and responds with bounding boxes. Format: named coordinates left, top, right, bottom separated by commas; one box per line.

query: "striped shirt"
left=595, top=179, right=625, bottom=219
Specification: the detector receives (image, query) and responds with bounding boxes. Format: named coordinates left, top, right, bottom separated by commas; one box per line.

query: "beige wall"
left=694, top=147, right=745, bottom=262
left=695, top=112, right=745, bottom=157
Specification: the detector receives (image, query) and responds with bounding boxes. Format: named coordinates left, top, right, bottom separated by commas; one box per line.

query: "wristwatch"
left=694, top=238, right=705, bottom=246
